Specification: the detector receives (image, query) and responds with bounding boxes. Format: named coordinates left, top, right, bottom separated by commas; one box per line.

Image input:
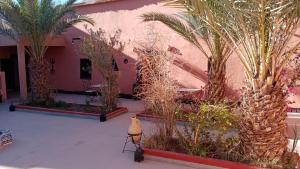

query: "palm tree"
left=141, top=0, right=232, bottom=103
left=168, top=0, right=300, bottom=163
left=0, top=0, right=93, bottom=102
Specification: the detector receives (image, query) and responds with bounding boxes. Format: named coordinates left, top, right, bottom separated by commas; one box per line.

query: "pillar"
left=0, top=72, right=7, bottom=101
left=17, top=41, right=28, bottom=100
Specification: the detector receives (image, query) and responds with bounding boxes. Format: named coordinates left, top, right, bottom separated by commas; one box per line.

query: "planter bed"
left=143, top=148, right=264, bottom=169
left=14, top=104, right=128, bottom=122
left=136, top=111, right=188, bottom=125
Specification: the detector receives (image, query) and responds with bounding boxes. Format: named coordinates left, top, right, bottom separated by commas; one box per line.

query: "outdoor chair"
left=81, top=80, right=99, bottom=104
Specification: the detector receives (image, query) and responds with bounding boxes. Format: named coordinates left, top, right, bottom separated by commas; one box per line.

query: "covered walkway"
left=0, top=36, right=66, bottom=101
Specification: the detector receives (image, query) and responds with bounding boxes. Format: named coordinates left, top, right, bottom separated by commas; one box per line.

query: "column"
left=0, top=72, right=7, bottom=101
left=17, top=41, right=28, bottom=100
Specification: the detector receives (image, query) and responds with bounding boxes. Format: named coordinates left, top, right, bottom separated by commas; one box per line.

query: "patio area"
left=0, top=94, right=222, bottom=169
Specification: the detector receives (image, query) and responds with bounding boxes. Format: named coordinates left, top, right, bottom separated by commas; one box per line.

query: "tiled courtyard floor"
left=1, top=94, right=300, bottom=169
left=0, top=94, right=221, bottom=169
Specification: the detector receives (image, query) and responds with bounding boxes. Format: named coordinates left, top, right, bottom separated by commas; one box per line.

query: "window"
left=80, top=59, right=92, bottom=80
left=72, top=37, right=82, bottom=44
left=112, top=59, right=119, bottom=71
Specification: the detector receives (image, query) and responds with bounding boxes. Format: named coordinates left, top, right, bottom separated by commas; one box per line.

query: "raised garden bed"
left=144, top=148, right=265, bottom=169
left=14, top=103, right=128, bottom=122
left=136, top=111, right=188, bottom=124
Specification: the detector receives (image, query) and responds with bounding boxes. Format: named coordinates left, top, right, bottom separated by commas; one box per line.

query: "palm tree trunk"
left=29, top=58, right=50, bottom=102
left=205, top=57, right=226, bottom=103
left=240, top=84, right=288, bottom=161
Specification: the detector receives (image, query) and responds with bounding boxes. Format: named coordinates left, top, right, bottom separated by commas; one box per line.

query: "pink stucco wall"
left=0, top=0, right=299, bottom=105
left=49, top=0, right=300, bottom=100
left=49, top=0, right=226, bottom=95
left=0, top=0, right=248, bottom=97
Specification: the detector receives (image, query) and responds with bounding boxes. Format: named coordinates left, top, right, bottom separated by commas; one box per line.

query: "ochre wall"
left=48, top=0, right=300, bottom=103
left=0, top=0, right=299, bottom=106
left=48, top=0, right=238, bottom=95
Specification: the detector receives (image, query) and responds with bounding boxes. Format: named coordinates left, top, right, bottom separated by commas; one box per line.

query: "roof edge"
left=74, top=0, right=121, bottom=7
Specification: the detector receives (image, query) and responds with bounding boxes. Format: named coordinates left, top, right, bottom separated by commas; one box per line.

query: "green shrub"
left=176, top=103, right=240, bottom=157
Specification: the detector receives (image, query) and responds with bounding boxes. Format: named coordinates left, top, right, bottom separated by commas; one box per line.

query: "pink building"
left=0, top=0, right=300, bottom=106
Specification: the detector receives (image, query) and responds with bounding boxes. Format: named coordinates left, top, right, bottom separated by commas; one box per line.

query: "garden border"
left=143, top=148, right=264, bottom=169
left=14, top=105, right=128, bottom=122
left=136, top=111, right=188, bottom=125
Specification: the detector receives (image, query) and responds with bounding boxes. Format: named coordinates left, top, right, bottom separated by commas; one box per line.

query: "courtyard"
left=0, top=94, right=300, bottom=169
left=0, top=0, right=299, bottom=168
left=0, top=95, right=220, bottom=169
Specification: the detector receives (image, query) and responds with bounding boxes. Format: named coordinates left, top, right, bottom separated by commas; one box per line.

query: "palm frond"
left=52, top=14, right=94, bottom=36
left=0, top=19, right=16, bottom=39
left=141, top=12, right=207, bottom=56
left=0, top=0, right=94, bottom=60
left=198, top=0, right=300, bottom=89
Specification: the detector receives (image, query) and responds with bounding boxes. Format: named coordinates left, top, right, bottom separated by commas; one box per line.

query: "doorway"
left=0, top=54, right=20, bottom=94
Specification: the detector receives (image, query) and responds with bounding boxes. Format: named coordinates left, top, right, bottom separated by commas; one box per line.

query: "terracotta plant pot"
left=128, top=117, right=142, bottom=144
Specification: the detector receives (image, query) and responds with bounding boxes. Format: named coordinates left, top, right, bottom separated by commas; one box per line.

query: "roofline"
left=73, top=0, right=121, bottom=7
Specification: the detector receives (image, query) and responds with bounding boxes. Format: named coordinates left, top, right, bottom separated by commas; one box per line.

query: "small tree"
left=80, top=28, right=124, bottom=113
left=134, top=32, right=179, bottom=141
